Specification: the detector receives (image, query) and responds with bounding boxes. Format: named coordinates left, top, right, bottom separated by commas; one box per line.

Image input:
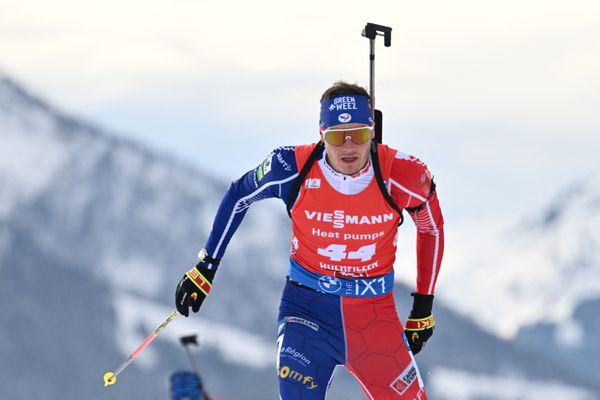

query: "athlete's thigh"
left=277, top=281, right=345, bottom=400
left=277, top=321, right=337, bottom=400
left=343, top=294, right=427, bottom=399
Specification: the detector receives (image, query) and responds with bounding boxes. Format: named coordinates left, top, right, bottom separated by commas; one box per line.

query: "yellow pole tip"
left=103, top=372, right=117, bottom=387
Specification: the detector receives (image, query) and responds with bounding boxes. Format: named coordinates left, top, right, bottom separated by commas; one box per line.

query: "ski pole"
left=180, top=335, right=201, bottom=377
left=103, top=294, right=196, bottom=387
left=179, top=334, right=214, bottom=400
left=361, top=22, right=392, bottom=143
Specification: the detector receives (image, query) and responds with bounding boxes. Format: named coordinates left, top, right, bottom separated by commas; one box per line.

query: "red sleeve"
left=389, top=152, right=445, bottom=295
left=408, top=192, right=444, bottom=295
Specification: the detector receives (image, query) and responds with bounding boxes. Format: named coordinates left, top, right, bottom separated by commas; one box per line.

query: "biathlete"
left=175, top=81, right=445, bottom=399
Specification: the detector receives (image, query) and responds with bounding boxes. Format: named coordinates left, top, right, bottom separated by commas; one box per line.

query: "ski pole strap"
left=186, top=267, right=212, bottom=296
left=363, top=23, right=392, bottom=47
left=405, top=315, right=435, bottom=331
left=287, top=258, right=394, bottom=298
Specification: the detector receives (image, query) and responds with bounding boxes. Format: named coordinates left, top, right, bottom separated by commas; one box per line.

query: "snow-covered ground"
left=114, top=293, right=275, bottom=369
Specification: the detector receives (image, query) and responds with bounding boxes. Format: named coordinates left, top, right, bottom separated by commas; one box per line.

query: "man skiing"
left=175, top=81, right=444, bottom=399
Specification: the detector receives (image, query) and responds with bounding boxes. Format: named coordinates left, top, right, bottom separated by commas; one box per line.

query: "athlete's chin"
left=336, top=158, right=362, bottom=175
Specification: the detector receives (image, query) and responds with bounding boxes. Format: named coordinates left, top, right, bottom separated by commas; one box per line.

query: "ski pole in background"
left=171, top=334, right=214, bottom=400
left=103, top=294, right=197, bottom=387
left=361, top=22, right=392, bottom=143
left=180, top=335, right=201, bottom=377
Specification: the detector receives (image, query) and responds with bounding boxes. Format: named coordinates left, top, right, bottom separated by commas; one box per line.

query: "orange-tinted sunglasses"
left=322, top=126, right=374, bottom=146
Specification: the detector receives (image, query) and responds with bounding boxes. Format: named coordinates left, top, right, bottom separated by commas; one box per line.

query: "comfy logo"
left=278, top=366, right=318, bottom=390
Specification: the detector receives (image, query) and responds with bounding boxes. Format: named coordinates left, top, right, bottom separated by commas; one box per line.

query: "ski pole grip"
left=180, top=335, right=198, bottom=346
left=362, top=23, right=392, bottom=47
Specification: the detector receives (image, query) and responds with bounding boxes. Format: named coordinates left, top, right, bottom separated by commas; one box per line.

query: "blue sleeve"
left=203, top=146, right=298, bottom=265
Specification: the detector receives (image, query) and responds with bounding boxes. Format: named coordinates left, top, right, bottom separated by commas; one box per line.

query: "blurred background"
left=0, top=0, right=599, bottom=399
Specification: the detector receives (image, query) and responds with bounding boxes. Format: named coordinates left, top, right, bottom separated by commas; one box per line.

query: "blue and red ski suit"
left=202, top=143, right=444, bottom=399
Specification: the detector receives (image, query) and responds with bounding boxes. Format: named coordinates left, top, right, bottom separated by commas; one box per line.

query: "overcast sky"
left=1, top=0, right=599, bottom=222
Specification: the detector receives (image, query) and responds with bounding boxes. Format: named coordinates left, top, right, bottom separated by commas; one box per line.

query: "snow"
left=0, top=119, right=70, bottom=218
left=101, top=254, right=165, bottom=296
left=429, top=367, right=597, bottom=400
left=3, top=71, right=599, bottom=396
left=114, top=293, right=274, bottom=370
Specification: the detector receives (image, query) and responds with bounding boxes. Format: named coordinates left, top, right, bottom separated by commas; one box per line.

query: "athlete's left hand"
left=404, top=292, right=435, bottom=355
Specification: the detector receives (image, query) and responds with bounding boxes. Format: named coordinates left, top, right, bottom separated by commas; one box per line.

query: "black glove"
left=404, top=292, right=435, bottom=355
left=175, top=251, right=219, bottom=317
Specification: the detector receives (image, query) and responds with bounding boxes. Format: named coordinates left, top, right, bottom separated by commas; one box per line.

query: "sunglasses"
left=322, top=126, right=374, bottom=146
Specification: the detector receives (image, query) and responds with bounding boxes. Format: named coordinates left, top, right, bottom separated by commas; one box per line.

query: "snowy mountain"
left=438, top=174, right=600, bottom=388
left=1, top=72, right=598, bottom=399
left=0, top=74, right=290, bottom=399
left=441, top=176, right=600, bottom=338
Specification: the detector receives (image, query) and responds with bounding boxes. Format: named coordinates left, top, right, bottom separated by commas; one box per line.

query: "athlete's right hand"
left=175, top=262, right=216, bottom=317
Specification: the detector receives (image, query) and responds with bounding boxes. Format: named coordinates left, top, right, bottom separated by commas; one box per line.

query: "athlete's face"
left=320, top=123, right=374, bottom=175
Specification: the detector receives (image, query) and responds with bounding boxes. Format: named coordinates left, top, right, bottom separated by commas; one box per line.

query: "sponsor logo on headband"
left=320, top=95, right=371, bottom=130
left=338, top=113, right=352, bottom=123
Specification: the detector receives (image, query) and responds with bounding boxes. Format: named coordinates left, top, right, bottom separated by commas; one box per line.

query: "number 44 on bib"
left=317, top=244, right=376, bottom=262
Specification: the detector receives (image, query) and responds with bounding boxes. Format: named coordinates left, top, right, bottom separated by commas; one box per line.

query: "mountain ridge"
left=1, top=72, right=598, bottom=399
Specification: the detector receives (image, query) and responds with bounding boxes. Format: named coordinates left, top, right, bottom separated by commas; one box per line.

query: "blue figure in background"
left=170, top=371, right=203, bottom=400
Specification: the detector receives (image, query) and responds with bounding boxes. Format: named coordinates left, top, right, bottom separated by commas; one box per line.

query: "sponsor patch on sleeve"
left=257, top=153, right=273, bottom=182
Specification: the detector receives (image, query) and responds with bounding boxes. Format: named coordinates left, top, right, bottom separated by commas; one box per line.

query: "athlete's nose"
left=342, top=137, right=357, bottom=147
